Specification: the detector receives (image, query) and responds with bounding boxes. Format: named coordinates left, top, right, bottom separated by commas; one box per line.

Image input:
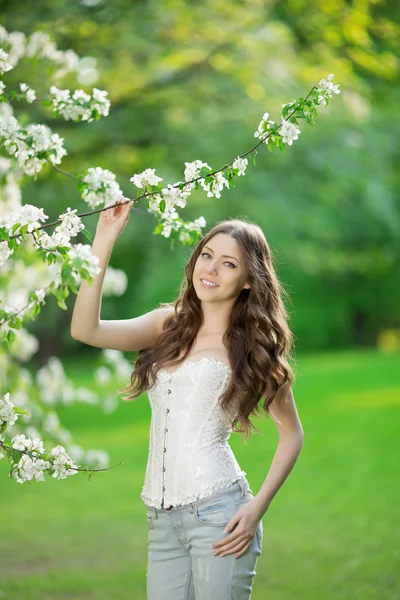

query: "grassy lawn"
left=0, top=347, right=398, bottom=599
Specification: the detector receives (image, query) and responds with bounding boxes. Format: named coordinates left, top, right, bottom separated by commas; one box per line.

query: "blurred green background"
left=1, top=1, right=399, bottom=598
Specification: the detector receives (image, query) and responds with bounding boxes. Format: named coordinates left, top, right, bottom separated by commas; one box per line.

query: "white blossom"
left=12, top=433, right=32, bottom=451
left=156, top=183, right=191, bottom=212
left=0, top=49, right=13, bottom=74
left=102, top=267, right=128, bottom=296
left=26, top=90, right=36, bottom=103
left=130, top=168, right=163, bottom=189
left=32, top=458, right=51, bottom=481
left=48, top=86, right=110, bottom=122
left=56, top=207, right=84, bottom=238
left=280, top=118, right=301, bottom=146
left=1, top=203, right=48, bottom=234
left=19, top=83, right=36, bottom=103
left=191, top=216, right=206, bottom=230
left=316, top=73, right=341, bottom=105
left=254, top=112, right=277, bottom=144
left=7, top=327, right=39, bottom=361
left=95, top=366, right=112, bottom=385
left=0, top=392, right=18, bottom=427
left=68, top=243, right=101, bottom=278
left=36, top=357, right=76, bottom=406
left=0, top=241, right=13, bottom=267
left=38, top=229, right=71, bottom=250
left=200, top=171, right=229, bottom=199
left=179, top=230, right=191, bottom=243
left=232, top=157, right=248, bottom=176
left=81, top=166, right=122, bottom=209
left=12, top=454, right=51, bottom=484
left=184, top=160, right=211, bottom=190
left=24, top=31, right=79, bottom=78
left=1, top=31, right=26, bottom=66
left=31, top=437, right=45, bottom=454
left=50, top=445, right=79, bottom=480
left=0, top=120, right=67, bottom=176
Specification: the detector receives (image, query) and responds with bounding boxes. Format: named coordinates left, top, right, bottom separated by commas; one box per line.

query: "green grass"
left=0, top=348, right=399, bottom=599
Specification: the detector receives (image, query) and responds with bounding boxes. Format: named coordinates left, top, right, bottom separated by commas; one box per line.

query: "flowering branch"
left=0, top=72, right=340, bottom=334
left=0, top=26, right=341, bottom=485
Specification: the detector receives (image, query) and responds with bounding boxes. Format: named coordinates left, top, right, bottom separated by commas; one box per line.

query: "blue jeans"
left=145, top=478, right=263, bottom=599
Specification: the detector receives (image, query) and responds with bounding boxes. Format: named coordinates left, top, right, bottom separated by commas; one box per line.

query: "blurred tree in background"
left=1, top=0, right=399, bottom=358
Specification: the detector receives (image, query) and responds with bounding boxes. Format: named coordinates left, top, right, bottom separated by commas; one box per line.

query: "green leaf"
left=153, top=222, right=163, bottom=235
left=6, top=330, right=16, bottom=343
left=13, top=406, right=30, bottom=417
left=159, top=199, right=166, bottom=213
left=81, top=227, right=93, bottom=243
left=57, top=297, right=68, bottom=310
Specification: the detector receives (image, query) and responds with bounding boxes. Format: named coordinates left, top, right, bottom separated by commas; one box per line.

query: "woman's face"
left=192, top=233, right=251, bottom=301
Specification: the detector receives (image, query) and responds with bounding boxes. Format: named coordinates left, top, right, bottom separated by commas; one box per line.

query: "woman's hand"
left=211, top=499, right=263, bottom=559
left=95, top=196, right=135, bottom=242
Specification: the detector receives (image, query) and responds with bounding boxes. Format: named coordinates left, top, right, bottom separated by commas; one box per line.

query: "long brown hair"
left=119, top=218, right=296, bottom=440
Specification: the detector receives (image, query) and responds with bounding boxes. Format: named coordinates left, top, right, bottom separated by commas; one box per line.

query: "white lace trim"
left=157, top=356, right=232, bottom=376
left=141, top=473, right=247, bottom=509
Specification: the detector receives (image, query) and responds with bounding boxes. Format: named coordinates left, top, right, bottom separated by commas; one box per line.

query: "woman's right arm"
left=70, top=198, right=173, bottom=352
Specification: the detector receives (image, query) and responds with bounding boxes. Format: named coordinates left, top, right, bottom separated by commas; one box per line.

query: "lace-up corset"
left=141, top=357, right=246, bottom=509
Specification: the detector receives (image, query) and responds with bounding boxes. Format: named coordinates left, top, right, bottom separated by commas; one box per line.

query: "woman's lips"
left=200, top=278, right=219, bottom=289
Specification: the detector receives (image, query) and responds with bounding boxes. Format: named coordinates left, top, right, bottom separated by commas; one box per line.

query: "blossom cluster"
left=0, top=115, right=67, bottom=176
left=48, top=85, right=110, bottom=122
left=19, top=82, right=36, bottom=103
left=0, top=202, right=48, bottom=235
left=38, top=208, right=85, bottom=250
left=254, top=112, right=277, bottom=143
left=0, top=348, right=131, bottom=480
left=67, top=243, right=102, bottom=279
left=0, top=49, right=13, bottom=74
left=0, top=27, right=79, bottom=79
left=316, top=74, right=341, bottom=106
left=0, top=391, right=18, bottom=426
left=2, top=404, right=80, bottom=482
left=80, top=166, right=123, bottom=209
left=130, top=168, right=192, bottom=213
left=254, top=74, right=340, bottom=148
left=130, top=168, right=163, bottom=189
left=232, top=157, right=248, bottom=176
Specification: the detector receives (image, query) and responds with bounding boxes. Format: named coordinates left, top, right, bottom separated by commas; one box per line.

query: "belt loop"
left=189, top=502, right=194, bottom=514
left=238, top=478, right=246, bottom=497
left=154, top=506, right=158, bottom=519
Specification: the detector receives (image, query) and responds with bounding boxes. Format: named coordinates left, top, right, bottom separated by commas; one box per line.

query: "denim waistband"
left=146, top=477, right=252, bottom=518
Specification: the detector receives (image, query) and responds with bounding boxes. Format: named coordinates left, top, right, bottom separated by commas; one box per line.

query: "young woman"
left=71, top=198, right=304, bottom=599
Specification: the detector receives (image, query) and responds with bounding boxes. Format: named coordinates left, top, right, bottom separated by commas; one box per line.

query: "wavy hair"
left=119, top=218, right=296, bottom=440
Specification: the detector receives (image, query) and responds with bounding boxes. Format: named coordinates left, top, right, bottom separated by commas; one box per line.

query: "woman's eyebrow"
left=203, top=245, right=240, bottom=263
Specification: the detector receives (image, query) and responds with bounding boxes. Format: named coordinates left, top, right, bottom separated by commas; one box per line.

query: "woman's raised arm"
left=70, top=198, right=173, bottom=351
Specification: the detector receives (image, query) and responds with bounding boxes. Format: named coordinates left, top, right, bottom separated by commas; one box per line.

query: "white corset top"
left=141, top=357, right=246, bottom=509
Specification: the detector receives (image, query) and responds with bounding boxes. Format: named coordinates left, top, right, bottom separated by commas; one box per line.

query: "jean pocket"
left=193, top=495, right=235, bottom=527
left=234, top=492, right=254, bottom=512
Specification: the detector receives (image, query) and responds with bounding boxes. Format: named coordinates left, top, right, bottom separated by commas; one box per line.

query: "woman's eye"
left=200, top=252, right=235, bottom=268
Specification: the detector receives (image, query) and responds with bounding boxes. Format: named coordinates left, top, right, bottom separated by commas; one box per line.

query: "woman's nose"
left=206, top=262, right=218, bottom=273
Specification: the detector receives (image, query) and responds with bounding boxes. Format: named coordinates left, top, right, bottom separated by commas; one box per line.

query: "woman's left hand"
left=211, top=499, right=263, bottom=559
